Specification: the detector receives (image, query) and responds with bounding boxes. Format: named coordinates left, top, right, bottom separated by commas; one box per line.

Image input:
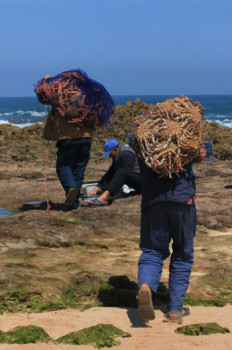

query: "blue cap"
left=103, top=139, right=119, bottom=158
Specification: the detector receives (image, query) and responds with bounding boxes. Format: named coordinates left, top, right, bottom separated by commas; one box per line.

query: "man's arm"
left=97, top=164, right=116, bottom=187
left=89, top=163, right=116, bottom=194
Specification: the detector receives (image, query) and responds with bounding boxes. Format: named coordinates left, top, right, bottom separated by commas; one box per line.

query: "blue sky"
left=0, top=0, right=231, bottom=96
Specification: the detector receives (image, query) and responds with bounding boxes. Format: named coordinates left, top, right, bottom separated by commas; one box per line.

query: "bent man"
left=88, top=139, right=141, bottom=206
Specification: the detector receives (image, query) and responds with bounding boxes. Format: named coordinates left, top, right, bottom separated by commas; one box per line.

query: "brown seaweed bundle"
left=131, top=95, right=205, bottom=178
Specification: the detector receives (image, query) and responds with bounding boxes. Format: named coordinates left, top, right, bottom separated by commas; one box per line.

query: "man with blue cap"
left=88, top=139, right=141, bottom=205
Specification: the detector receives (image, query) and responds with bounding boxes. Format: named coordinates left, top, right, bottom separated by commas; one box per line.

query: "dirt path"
left=0, top=305, right=231, bottom=350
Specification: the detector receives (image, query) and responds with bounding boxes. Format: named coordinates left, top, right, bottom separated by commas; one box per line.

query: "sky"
left=0, top=0, right=231, bottom=97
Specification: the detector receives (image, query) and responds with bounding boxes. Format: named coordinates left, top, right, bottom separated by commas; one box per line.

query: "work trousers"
left=138, top=202, right=196, bottom=312
left=102, top=168, right=141, bottom=196
left=56, top=138, right=92, bottom=209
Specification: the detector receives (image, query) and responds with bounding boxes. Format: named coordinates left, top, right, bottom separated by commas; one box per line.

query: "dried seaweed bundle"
left=34, top=69, right=114, bottom=129
left=131, top=95, right=205, bottom=178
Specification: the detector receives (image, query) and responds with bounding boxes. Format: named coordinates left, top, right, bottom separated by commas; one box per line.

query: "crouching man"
left=88, top=139, right=141, bottom=206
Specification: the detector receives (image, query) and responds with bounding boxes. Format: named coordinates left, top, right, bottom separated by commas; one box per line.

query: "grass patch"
left=56, top=324, right=131, bottom=348
left=176, top=323, right=230, bottom=336
left=0, top=326, right=52, bottom=344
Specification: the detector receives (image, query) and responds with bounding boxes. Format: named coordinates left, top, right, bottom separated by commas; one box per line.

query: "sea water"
left=0, top=95, right=232, bottom=128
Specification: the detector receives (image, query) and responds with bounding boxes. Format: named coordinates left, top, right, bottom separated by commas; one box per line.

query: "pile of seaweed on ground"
left=131, top=95, right=205, bottom=178
left=34, top=69, right=114, bottom=129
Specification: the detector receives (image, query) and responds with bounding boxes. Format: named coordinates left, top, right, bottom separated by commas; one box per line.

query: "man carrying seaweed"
left=43, top=106, right=94, bottom=210
left=35, top=69, right=114, bottom=210
left=131, top=96, right=210, bottom=324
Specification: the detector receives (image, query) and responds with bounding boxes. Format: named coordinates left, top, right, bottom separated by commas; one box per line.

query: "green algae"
left=0, top=268, right=106, bottom=313
left=184, top=266, right=232, bottom=307
left=28, top=294, right=65, bottom=312
left=0, top=275, right=230, bottom=315
left=0, top=323, right=131, bottom=347
left=0, top=326, right=51, bottom=344
left=56, top=324, right=131, bottom=348
left=0, top=288, right=69, bottom=314
left=176, top=322, right=230, bottom=336
left=58, top=216, right=81, bottom=223
left=184, top=295, right=228, bottom=307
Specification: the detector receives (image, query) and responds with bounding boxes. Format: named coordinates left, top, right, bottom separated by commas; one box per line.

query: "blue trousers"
left=138, top=202, right=196, bottom=312
left=56, top=138, right=92, bottom=209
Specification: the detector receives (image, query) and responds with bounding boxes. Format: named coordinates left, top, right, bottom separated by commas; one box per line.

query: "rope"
left=44, top=141, right=52, bottom=213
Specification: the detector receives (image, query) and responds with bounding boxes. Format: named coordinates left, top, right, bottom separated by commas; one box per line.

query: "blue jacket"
left=139, top=160, right=195, bottom=211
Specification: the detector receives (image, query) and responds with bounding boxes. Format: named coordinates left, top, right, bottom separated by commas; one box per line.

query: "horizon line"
left=0, top=93, right=232, bottom=98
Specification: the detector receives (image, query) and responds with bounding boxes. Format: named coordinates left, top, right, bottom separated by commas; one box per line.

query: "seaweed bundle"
left=34, top=69, right=114, bottom=129
left=131, top=95, right=206, bottom=178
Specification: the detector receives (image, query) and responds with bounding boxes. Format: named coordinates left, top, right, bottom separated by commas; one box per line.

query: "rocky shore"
left=0, top=99, right=231, bottom=348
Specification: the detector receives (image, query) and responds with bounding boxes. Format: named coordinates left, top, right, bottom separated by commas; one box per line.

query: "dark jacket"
left=139, top=159, right=196, bottom=211
left=98, top=143, right=140, bottom=188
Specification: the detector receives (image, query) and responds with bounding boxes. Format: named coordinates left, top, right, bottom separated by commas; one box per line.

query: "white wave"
left=28, top=111, right=47, bottom=117
left=213, top=120, right=232, bottom=128
left=13, top=123, right=37, bottom=128
left=0, top=110, right=47, bottom=118
left=0, top=120, right=42, bottom=128
left=0, top=112, right=12, bottom=116
left=0, top=120, right=11, bottom=125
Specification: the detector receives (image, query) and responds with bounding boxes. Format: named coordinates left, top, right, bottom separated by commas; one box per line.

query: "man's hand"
left=89, top=186, right=101, bottom=195
left=194, top=145, right=206, bottom=163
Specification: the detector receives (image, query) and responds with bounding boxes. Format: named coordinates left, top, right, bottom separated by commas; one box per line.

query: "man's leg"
left=72, top=141, right=91, bottom=209
left=106, top=168, right=141, bottom=195
left=138, top=204, right=170, bottom=291
left=138, top=204, right=170, bottom=320
left=56, top=140, right=77, bottom=195
left=167, top=203, right=196, bottom=313
left=56, top=139, right=91, bottom=208
left=94, top=169, right=141, bottom=204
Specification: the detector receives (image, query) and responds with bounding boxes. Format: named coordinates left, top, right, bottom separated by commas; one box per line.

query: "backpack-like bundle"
left=34, top=69, right=114, bottom=129
left=130, top=95, right=206, bottom=178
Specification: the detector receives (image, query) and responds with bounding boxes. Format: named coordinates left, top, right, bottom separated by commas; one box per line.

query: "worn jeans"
left=138, top=202, right=197, bottom=312
left=56, top=138, right=92, bottom=208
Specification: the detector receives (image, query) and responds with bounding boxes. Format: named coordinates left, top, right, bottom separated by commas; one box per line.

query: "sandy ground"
left=0, top=305, right=231, bottom=350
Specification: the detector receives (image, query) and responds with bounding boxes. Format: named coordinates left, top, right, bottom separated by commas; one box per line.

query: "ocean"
left=0, top=95, right=232, bottom=128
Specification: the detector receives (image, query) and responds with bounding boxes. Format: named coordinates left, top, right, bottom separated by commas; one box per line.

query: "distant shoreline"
left=1, top=95, right=232, bottom=128
left=1, top=94, right=232, bottom=99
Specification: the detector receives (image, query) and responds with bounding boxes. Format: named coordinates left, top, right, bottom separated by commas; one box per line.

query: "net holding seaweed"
left=131, top=95, right=206, bottom=178
left=34, top=69, right=114, bottom=129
